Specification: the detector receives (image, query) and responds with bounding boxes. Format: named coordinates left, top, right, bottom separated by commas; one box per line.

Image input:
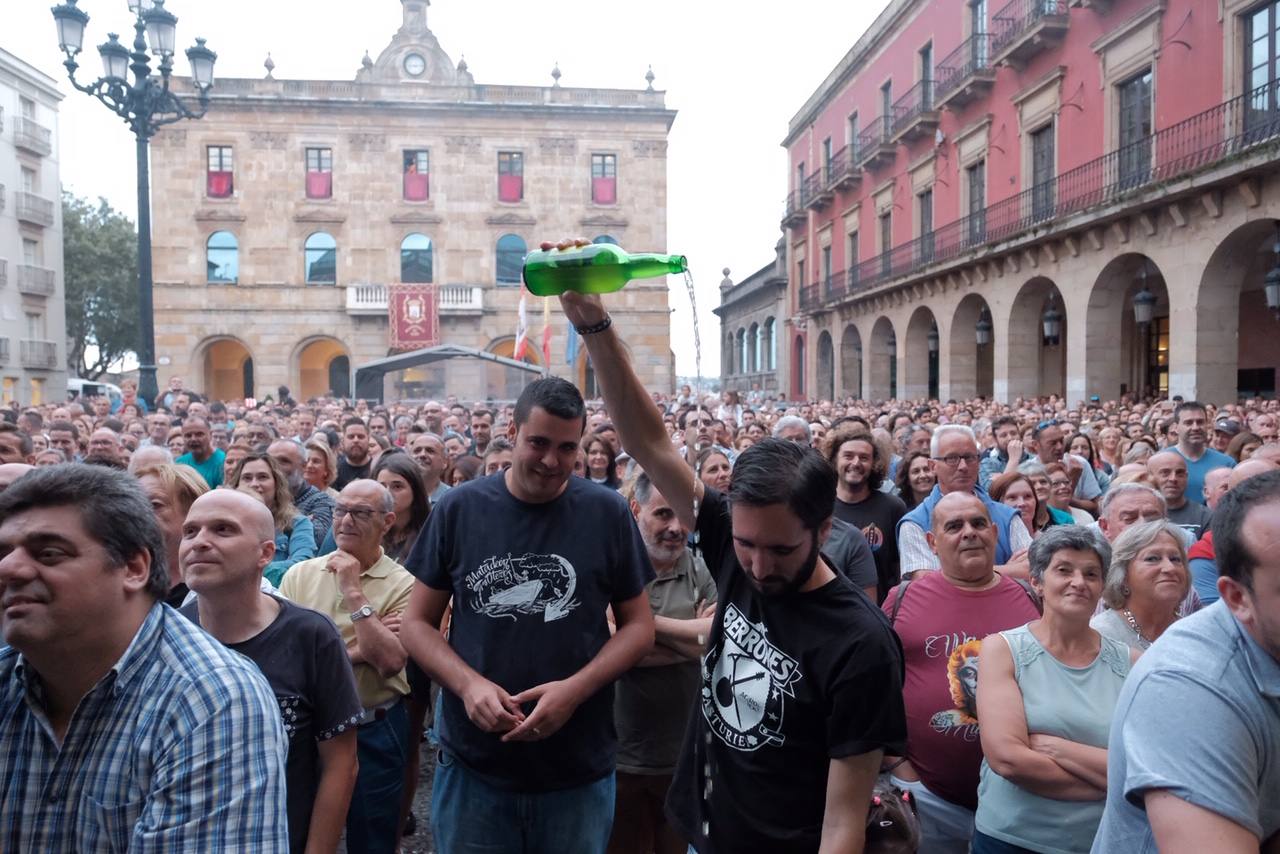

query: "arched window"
left=764, top=317, right=776, bottom=370
left=207, top=231, right=238, bottom=284
left=496, top=234, right=527, bottom=285
left=304, top=232, right=337, bottom=285
left=400, top=233, right=433, bottom=283
left=737, top=329, right=748, bottom=374
left=748, top=323, right=759, bottom=372
left=592, top=234, right=618, bottom=245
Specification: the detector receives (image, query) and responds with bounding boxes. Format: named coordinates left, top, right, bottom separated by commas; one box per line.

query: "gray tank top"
left=974, top=623, right=1132, bottom=853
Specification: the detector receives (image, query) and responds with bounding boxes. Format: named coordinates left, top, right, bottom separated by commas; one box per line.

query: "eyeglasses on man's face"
left=932, top=453, right=979, bottom=468
left=334, top=505, right=378, bottom=522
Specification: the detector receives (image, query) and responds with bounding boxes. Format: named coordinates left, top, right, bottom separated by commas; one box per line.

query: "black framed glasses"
left=334, top=505, right=378, bottom=522
left=932, top=453, right=980, bottom=467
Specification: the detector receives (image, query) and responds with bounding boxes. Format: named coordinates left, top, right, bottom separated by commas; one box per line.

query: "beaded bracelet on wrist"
left=575, top=314, right=613, bottom=335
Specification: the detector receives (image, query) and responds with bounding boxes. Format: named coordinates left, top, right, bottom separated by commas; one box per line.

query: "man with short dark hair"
left=1092, top=470, right=1280, bottom=853
left=978, top=415, right=1029, bottom=490
left=0, top=465, right=288, bottom=849
left=469, top=408, right=494, bottom=456
left=0, top=423, right=33, bottom=465
left=47, top=420, right=80, bottom=461
left=176, top=416, right=226, bottom=487
left=560, top=287, right=904, bottom=853
left=401, top=377, right=656, bottom=853
left=336, top=418, right=372, bottom=490
left=1172, top=401, right=1236, bottom=506
left=180, top=489, right=361, bottom=854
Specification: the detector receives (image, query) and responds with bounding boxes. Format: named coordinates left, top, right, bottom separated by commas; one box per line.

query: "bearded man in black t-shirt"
left=563, top=280, right=906, bottom=854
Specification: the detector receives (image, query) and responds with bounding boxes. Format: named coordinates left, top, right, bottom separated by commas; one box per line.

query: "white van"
left=67, top=378, right=124, bottom=408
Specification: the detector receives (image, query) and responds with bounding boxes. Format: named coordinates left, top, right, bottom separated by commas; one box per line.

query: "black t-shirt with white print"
left=407, top=472, right=654, bottom=792
left=181, top=597, right=362, bottom=854
left=665, top=487, right=907, bottom=854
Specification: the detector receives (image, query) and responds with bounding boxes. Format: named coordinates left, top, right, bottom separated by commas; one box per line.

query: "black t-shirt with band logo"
left=665, top=487, right=907, bottom=854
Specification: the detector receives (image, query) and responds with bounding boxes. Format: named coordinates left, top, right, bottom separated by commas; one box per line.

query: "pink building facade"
left=777, top=0, right=1280, bottom=404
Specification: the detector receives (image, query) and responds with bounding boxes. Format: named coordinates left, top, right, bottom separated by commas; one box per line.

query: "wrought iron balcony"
left=782, top=189, right=808, bottom=228
left=805, top=79, right=1280, bottom=311
left=826, top=144, right=862, bottom=191
left=935, top=34, right=998, bottom=110
left=891, top=80, right=940, bottom=143
left=20, top=339, right=57, bottom=370
left=15, top=192, right=54, bottom=228
left=0, top=338, right=9, bottom=365
left=13, top=117, right=53, bottom=157
left=804, top=169, right=832, bottom=210
left=855, top=115, right=897, bottom=170
left=16, top=265, right=55, bottom=297
left=991, top=0, right=1069, bottom=68
left=798, top=282, right=821, bottom=311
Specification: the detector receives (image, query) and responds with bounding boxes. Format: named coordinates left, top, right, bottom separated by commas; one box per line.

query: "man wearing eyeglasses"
left=896, top=425, right=1033, bottom=579
left=1028, top=420, right=1102, bottom=517
left=278, top=479, right=415, bottom=854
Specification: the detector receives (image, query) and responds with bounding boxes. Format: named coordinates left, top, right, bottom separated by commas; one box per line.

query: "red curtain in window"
left=207, top=171, right=233, bottom=198
left=498, top=175, right=523, bottom=203
left=403, top=172, right=430, bottom=201
left=305, top=171, right=332, bottom=199
left=592, top=177, right=616, bottom=205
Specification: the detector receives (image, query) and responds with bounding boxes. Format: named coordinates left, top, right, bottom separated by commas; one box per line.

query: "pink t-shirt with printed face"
left=882, top=570, right=1041, bottom=811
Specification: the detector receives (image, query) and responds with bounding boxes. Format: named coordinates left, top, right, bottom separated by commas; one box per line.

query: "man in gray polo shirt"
left=1092, top=470, right=1280, bottom=853
left=609, top=471, right=716, bottom=854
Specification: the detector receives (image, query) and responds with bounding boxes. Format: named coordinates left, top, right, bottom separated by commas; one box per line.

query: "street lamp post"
left=51, top=0, right=216, bottom=404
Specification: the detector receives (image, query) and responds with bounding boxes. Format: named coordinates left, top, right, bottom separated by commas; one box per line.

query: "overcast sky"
left=9, top=0, right=885, bottom=379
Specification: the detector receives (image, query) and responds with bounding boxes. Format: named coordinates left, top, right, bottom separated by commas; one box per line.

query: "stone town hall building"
left=149, top=0, right=676, bottom=402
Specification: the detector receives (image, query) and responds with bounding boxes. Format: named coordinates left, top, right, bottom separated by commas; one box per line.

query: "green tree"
left=62, top=191, right=139, bottom=379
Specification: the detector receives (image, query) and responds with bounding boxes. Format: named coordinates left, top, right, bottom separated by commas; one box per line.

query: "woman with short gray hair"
left=1090, top=519, right=1190, bottom=652
left=974, top=526, right=1135, bottom=853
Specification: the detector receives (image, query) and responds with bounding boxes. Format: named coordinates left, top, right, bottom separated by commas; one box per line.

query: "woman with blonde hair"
left=1090, top=519, right=1190, bottom=652
left=303, top=436, right=340, bottom=499
left=229, top=452, right=315, bottom=586
left=133, top=462, right=210, bottom=606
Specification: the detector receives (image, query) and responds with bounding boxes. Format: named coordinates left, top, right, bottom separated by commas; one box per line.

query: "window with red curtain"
left=404, top=149, right=430, bottom=201
left=591, top=153, right=616, bottom=205
left=207, top=145, right=233, bottom=198
left=498, top=151, right=523, bottom=202
left=305, top=147, right=333, bottom=199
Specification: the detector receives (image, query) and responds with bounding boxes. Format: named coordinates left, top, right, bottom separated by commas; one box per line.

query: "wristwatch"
left=349, top=604, right=375, bottom=622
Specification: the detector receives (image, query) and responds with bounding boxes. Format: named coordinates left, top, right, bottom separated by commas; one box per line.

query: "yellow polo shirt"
left=279, top=550, right=415, bottom=708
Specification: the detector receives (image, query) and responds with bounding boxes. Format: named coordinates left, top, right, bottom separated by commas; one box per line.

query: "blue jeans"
left=431, top=749, right=615, bottom=854
left=971, top=830, right=1037, bottom=853
left=346, top=700, right=410, bottom=854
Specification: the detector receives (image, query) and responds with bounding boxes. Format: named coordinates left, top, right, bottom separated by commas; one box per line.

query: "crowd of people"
left=0, top=293, right=1278, bottom=852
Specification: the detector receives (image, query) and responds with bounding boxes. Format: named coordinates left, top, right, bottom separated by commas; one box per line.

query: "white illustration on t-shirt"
left=702, top=603, right=802, bottom=752
left=464, top=552, right=579, bottom=622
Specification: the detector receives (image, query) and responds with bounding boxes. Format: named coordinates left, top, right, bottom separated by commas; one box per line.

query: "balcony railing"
left=826, top=143, right=862, bottom=191
left=800, top=80, right=1280, bottom=311
left=891, top=79, right=939, bottom=141
left=15, top=192, right=54, bottom=228
left=0, top=338, right=9, bottom=364
left=20, top=339, right=57, bottom=370
left=783, top=189, right=808, bottom=228
left=991, top=0, right=1069, bottom=66
left=16, top=265, right=55, bottom=297
left=935, top=33, right=997, bottom=109
left=804, top=168, right=832, bottom=210
left=855, top=115, right=896, bottom=169
left=346, top=283, right=486, bottom=316
left=0, top=260, right=6, bottom=288
left=799, top=282, right=821, bottom=310
left=13, top=117, right=53, bottom=157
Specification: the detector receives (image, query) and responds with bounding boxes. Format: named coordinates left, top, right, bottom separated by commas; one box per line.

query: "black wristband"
left=575, top=314, right=613, bottom=335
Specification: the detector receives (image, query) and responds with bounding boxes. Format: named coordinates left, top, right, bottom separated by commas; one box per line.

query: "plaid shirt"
left=0, top=603, right=289, bottom=852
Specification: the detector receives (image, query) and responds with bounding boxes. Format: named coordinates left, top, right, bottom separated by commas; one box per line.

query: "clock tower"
left=356, top=0, right=469, bottom=85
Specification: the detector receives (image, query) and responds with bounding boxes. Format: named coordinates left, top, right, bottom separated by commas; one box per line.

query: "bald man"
left=1148, top=451, right=1213, bottom=540
left=1203, top=466, right=1233, bottom=512
left=0, top=463, right=33, bottom=493
left=180, top=490, right=361, bottom=854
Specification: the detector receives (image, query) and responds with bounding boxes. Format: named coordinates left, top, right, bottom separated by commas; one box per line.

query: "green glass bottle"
left=522, top=243, right=688, bottom=296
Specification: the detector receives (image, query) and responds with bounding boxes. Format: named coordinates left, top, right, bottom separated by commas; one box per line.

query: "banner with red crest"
left=388, top=284, right=439, bottom=349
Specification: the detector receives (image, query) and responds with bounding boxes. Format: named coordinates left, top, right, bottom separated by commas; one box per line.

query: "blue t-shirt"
left=1173, top=446, right=1235, bottom=506
left=176, top=448, right=226, bottom=489
left=406, top=472, right=653, bottom=792
left=1091, top=601, right=1280, bottom=852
